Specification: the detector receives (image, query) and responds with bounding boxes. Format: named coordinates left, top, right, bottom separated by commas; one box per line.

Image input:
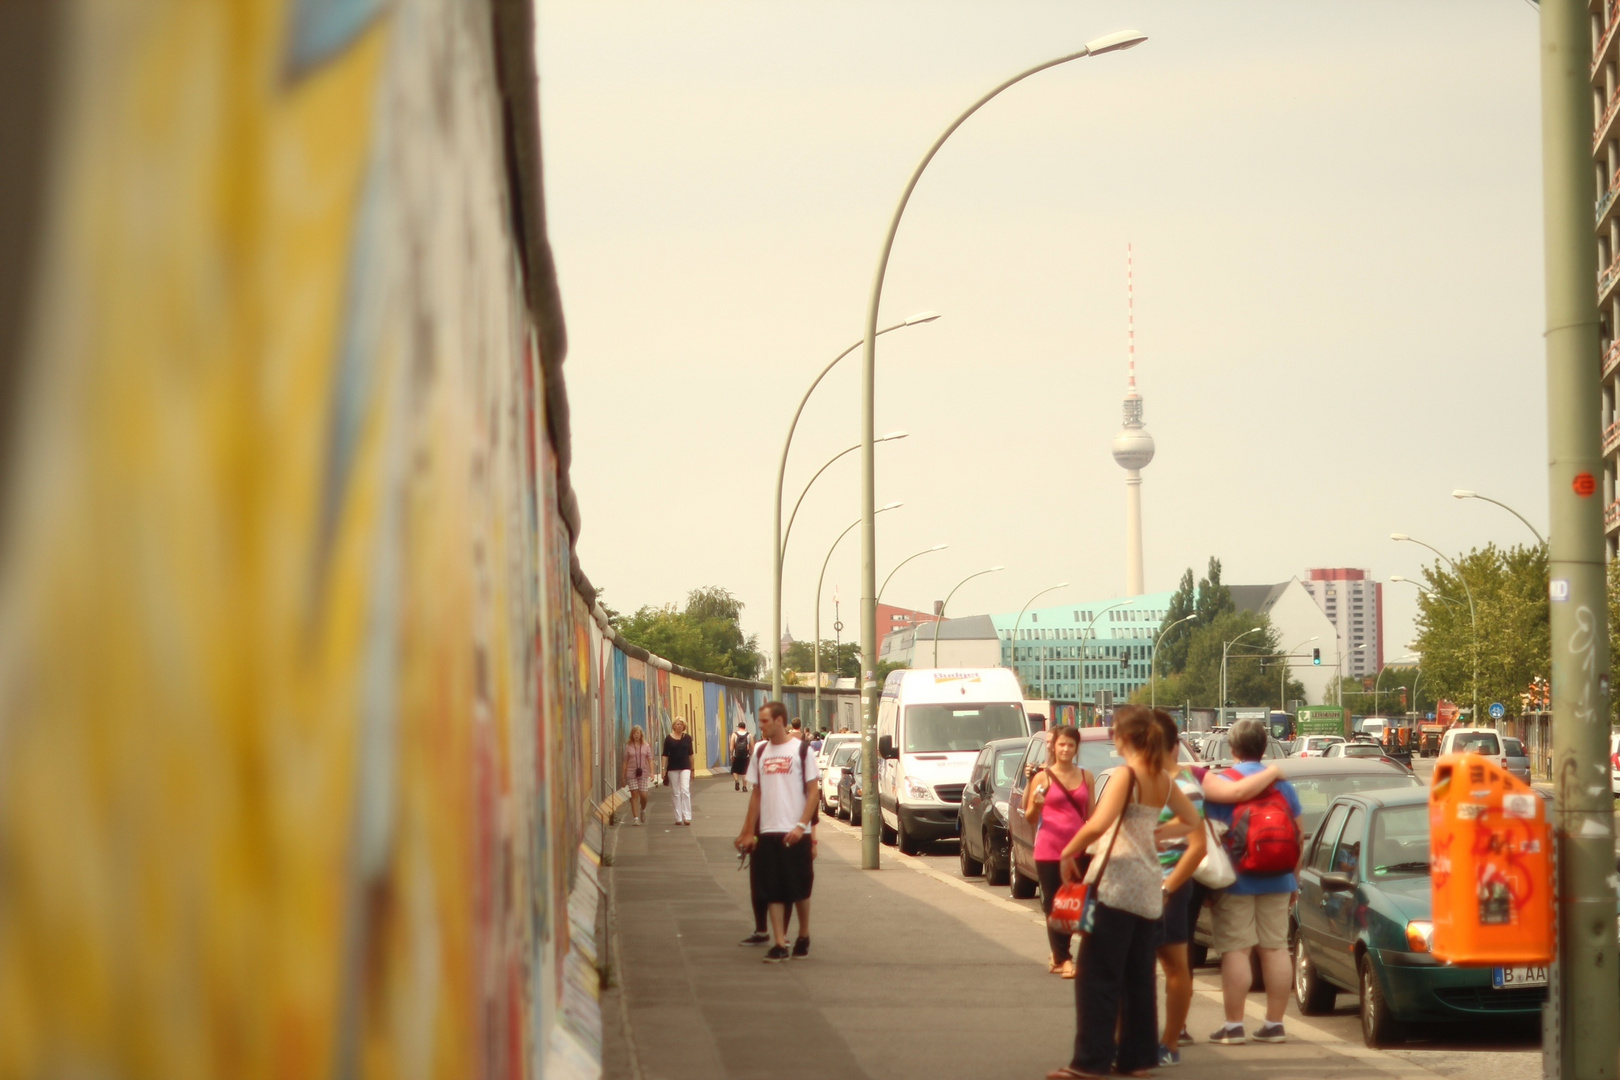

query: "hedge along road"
left=817, top=817, right=1540, bottom=1080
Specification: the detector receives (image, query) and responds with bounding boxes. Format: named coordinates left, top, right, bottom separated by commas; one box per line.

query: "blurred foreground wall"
left=0, top=2, right=854, bottom=1078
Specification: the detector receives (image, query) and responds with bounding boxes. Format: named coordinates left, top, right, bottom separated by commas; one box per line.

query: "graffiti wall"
left=0, top=2, right=860, bottom=1077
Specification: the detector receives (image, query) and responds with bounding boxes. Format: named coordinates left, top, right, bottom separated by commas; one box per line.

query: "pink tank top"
left=1033, top=771, right=1091, bottom=861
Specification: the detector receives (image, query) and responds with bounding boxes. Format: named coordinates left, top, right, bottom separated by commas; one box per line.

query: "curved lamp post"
left=814, top=502, right=902, bottom=728
left=1452, top=489, right=1547, bottom=546
left=1373, top=654, right=1420, bottom=718
left=1280, top=635, right=1319, bottom=710
left=782, top=431, right=908, bottom=570
left=772, top=314, right=939, bottom=697
left=1150, top=613, right=1196, bottom=710
left=855, top=31, right=1147, bottom=868
left=878, top=544, right=948, bottom=603
left=1010, top=582, right=1070, bottom=694
left=1079, top=600, right=1131, bottom=719
left=932, top=566, right=1005, bottom=667
left=1219, top=627, right=1263, bottom=727
left=1391, top=533, right=1478, bottom=721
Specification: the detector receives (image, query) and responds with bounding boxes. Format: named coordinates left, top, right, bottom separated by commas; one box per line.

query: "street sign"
left=1489, top=702, right=1505, bottom=720
left=1426, top=711, right=1436, bottom=720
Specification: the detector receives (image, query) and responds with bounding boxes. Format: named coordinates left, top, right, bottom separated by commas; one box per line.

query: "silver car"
left=1502, top=735, right=1531, bottom=783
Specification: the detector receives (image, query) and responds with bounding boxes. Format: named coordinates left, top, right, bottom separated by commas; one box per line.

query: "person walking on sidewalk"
left=1023, top=724, right=1092, bottom=979
left=1050, top=706, right=1204, bottom=1080
left=623, top=725, right=654, bottom=826
left=734, top=700, right=820, bottom=963
left=663, top=718, right=695, bottom=825
left=1200, top=717, right=1303, bottom=1046
left=730, top=722, right=752, bottom=792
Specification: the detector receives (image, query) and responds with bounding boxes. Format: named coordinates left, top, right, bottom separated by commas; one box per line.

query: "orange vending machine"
left=1429, top=753, right=1553, bottom=965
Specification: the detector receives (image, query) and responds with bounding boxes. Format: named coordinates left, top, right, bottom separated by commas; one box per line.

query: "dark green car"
left=1292, top=787, right=1547, bottom=1047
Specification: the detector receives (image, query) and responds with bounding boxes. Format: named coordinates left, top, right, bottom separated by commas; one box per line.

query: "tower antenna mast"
left=1111, top=242, right=1155, bottom=596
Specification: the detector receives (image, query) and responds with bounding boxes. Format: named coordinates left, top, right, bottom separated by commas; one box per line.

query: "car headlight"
left=1405, top=920, right=1434, bottom=953
left=903, top=776, right=935, bottom=802
left=994, top=799, right=1009, bottom=819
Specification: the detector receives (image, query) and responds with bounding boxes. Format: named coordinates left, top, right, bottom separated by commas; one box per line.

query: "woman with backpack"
left=1022, top=724, right=1092, bottom=979
left=1047, top=706, right=1204, bottom=1080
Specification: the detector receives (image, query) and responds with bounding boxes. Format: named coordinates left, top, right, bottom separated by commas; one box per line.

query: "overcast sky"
left=536, top=1, right=1548, bottom=665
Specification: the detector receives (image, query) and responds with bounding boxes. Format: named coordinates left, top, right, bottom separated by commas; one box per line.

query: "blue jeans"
left=1073, top=900, right=1160, bottom=1074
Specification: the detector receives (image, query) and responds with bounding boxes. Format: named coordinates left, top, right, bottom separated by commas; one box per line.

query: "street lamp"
left=1150, top=614, right=1196, bottom=710
left=1452, top=489, right=1546, bottom=546
left=782, top=432, right=908, bottom=565
left=814, top=503, right=902, bottom=729
left=1373, top=655, right=1419, bottom=718
left=857, top=31, right=1146, bottom=869
left=1391, top=533, right=1478, bottom=720
left=1280, top=636, right=1319, bottom=709
left=1010, top=583, right=1070, bottom=694
left=932, top=566, right=1006, bottom=667
left=1078, top=600, right=1131, bottom=721
left=878, top=544, right=948, bottom=603
left=1219, top=627, right=1263, bottom=727
left=1333, top=642, right=1369, bottom=707
left=772, top=313, right=939, bottom=698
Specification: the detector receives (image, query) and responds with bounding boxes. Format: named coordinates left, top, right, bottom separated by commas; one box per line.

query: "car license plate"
left=1492, top=965, right=1549, bottom=988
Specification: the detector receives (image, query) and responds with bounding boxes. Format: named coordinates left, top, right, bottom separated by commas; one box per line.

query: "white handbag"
left=1191, top=818, right=1236, bottom=889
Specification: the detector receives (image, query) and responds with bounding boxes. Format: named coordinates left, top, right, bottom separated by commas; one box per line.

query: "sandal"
left=1045, top=1069, right=1106, bottom=1080
left=1048, top=959, right=1064, bottom=975
left=1060, top=960, right=1076, bottom=980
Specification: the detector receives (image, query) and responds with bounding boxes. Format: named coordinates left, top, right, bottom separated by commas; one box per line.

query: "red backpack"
left=1221, top=771, right=1301, bottom=875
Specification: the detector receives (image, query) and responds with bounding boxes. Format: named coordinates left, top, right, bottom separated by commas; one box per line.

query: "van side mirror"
left=1320, top=872, right=1355, bottom=892
left=878, top=735, right=897, bottom=760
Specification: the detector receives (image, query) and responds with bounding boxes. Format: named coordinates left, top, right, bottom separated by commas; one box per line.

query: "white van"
left=1439, top=727, right=1508, bottom=772
left=1358, top=717, right=1391, bottom=742
left=876, top=667, right=1031, bottom=854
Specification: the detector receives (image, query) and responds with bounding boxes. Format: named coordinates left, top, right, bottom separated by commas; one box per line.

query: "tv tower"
left=1111, top=243, right=1155, bottom=596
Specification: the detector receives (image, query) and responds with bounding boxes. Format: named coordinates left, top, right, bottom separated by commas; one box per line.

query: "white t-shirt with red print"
left=745, top=737, right=821, bottom=835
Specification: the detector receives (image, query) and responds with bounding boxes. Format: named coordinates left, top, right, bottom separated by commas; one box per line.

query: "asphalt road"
left=820, top=803, right=1543, bottom=1080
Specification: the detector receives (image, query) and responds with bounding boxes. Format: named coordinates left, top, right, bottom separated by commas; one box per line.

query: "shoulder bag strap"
left=1090, top=770, right=1136, bottom=888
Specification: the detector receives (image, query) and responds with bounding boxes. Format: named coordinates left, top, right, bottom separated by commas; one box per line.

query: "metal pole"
left=878, top=544, right=948, bottom=604
left=857, top=32, right=1145, bottom=869
left=1393, top=536, right=1479, bottom=721
left=1150, top=613, right=1196, bottom=710
left=817, top=507, right=900, bottom=740
left=774, top=321, right=934, bottom=700
left=1453, top=490, right=1548, bottom=546
left=1221, top=627, right=1263, bottom=727
left=1540, top=2, right=1619, bottom=1072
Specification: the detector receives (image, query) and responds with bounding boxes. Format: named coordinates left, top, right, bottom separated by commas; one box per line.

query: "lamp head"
left=1452, top=489, right=1476, bottom=499
left=1084, top=30, right=1148, bottom=55
left=878, top=501, right=903, bottom=512
left=929, top=543, right=948, bottom=551
left=1390, top=533, right=1410, bottom=542
left=903, top=310, right=942, bottom=326
left=987, top=566, right=1006, bottom=573
left=878, top=430, right=910, bottom=442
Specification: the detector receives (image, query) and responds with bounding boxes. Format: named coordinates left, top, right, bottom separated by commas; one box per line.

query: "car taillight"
left=1612, top=751, right=1619, bottom=771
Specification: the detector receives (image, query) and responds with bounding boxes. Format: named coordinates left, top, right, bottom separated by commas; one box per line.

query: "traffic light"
left=1312, top=648, right=1321, bottom=665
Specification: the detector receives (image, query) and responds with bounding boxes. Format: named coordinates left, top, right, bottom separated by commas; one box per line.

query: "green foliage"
left=1409, top=543, right=1547, bottom=720
left=1334, top=667, right=1429, bottom=715
left=1133, top=608, right=1302, bottom=708
left=615, top=586, right=763, bottom=679
left=1154, top=557, right=1235, bottom=676
left=783, top=638, right=860, bottom=680
left=875, top=659, right=909, bottom=684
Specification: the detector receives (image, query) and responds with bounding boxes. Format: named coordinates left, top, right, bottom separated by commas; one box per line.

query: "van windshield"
left=1452, top=732, right=1501, bottom=755
left=903, top=703, right=1026, bottom=753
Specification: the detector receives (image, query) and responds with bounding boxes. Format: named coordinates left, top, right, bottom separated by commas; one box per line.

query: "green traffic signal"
left=1312, top=647, right=1321, bottom=665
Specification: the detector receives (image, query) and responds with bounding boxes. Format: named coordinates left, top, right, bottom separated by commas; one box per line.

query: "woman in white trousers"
left=662, top=717, right=696, bottom=825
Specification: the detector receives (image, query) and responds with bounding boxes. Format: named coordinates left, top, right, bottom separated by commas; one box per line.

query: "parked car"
left=1322, top=741, right=1410, bottom=770
left=1438, top=727, right=1508, bottom=773
left=1293, top=735, right=1346, bottom=758
left=958, top=736, right=1031, bottom=884
left=822, top=743, right=859, bottom=816
left=1502, top=736, right=1530, bottom=783
left=1188, top=757, right=1421, bottom=967
left=836, top=755, right=864, bottom=825
left=816, top=732, right=860, bottom=786
left=1611, top=730, right=1620, bottom=796
left=1292, top=787, right=1546, bottom=1047
left=1007, top=728, right=1194, bottom=901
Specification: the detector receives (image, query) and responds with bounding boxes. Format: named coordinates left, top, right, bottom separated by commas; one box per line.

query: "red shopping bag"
left=1047, top=882, right=1089, bottom=935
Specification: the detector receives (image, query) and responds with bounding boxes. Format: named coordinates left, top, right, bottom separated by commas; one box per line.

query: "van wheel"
left=1010, top=863, right=1038, bottom=900
left=897, top=815, right=920, bottom=855
left=880, top=816, right=896, bottom=845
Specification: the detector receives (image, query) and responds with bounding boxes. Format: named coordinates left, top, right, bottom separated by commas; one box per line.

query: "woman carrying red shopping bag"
left=1023, top=725, right=1092, bottom=979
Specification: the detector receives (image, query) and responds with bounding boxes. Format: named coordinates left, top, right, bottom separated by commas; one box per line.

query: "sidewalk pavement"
left=601, top=775, right=1515, bottom=1080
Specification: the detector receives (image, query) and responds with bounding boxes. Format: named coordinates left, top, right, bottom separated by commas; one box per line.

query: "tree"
left=1132, top=608, right=1302, bottom=709
left=1410, top=543, right=1547, bottom=721
left=1335, top=666, right=1429, bottom=716
left=783, top=639, right=860, bottom=681
left=615, top=586, right=763, bottom=678
left=875, top=659, right=909, bottom=684
left=1154, top=557, right=1236, bottom=677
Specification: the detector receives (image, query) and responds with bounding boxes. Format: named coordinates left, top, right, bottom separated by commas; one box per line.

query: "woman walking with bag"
left=663, top=718, right=695, bottom=825
left=1023, top=725, right=1092, bottom=979
left=623, top=725, right=654, bottom=826
left=1048, top=706, right=1204, bottom=1080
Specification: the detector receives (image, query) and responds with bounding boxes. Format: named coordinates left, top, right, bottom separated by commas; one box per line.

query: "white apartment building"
left=1594, top=2, right=1620, bottom=555
left=1299, top=568, right=1382, bottom=680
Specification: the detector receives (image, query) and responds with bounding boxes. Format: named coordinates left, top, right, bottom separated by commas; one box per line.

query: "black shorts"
left=753, top=832, right=814, bottom=904
left=1160, top=879, right=1195, bottom=946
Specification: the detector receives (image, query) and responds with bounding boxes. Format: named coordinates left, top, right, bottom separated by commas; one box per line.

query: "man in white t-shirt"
left=736, top=700, right=821, bottom=962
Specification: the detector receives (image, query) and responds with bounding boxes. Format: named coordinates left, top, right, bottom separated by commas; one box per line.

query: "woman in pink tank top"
left=1023, top=725, right=1092, bottom=977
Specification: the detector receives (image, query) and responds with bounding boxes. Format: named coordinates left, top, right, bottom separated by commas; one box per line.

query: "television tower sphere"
left=1112, top=421, right=1155, bottom=471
